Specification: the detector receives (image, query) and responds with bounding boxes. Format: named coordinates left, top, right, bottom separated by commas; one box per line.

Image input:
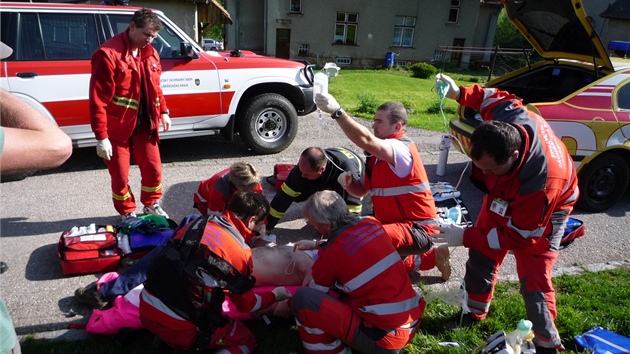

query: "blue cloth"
left=574, top=327, right=630, bottom=354
left=99, top=214, right=200, bottom=301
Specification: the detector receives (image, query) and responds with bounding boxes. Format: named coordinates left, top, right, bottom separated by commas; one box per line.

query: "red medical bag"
left=273, top=163, right=296, bottom=191
left=58, top=226, right=121, bottom=275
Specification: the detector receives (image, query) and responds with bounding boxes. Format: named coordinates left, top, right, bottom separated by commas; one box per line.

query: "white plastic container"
left=313, top=72, right=328, bottom=120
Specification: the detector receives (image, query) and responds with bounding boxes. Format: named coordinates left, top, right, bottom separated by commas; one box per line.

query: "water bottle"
left=313, top=72, right=328, bottom=120
left=505, top=319, right=534, bottom=354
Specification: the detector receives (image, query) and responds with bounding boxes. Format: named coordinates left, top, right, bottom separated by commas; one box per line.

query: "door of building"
left=276, top=28, right=290, bottom=59
left=451, top=38, right=465, bottom=67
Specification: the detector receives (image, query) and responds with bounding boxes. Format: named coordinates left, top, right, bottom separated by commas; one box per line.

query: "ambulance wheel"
left=576, top=153, right=629, bottom=212
left=238, top=93, right=298, bottom=154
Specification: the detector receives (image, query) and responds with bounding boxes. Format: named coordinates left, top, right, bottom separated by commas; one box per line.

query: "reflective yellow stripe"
left=141, top=184, right=162, bottom=193
left=280, top=183, right=301, bottom=198
left=269, top=207, right=285, bottom=219
left=112, top=190, right=132, bottom=201
left=112, top=95, right=138, bottom=110
left=347, top=204, right=362, bottom=214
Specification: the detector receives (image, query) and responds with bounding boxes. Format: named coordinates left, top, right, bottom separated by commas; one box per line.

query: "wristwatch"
left=331, top=107, right=344, bottom=119
left=160, top=109, right=170, bottom=115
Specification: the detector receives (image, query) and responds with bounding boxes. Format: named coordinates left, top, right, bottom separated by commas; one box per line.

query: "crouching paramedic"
left=282, top=190, right=425, bottom=354
left=139, top=191, right=291, bottom=352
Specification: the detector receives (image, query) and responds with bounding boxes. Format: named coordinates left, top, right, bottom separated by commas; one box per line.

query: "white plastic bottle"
left=313, top=72, right=328, bottom=120
left=505, top=319, right=534, bottom=354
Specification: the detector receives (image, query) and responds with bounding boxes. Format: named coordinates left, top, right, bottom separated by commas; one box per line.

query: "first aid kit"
left=58, top=225, right=121, bottom=275
left=272, top=163, right=296, bottom=191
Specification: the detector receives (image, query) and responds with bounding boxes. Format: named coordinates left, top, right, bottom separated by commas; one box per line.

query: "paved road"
left=1, top=111, right=629, bottom=337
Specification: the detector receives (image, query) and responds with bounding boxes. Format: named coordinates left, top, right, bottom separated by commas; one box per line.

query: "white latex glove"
left=435, top=73, right=461, bottom=100
left=293, top=239, right=319, bottom=251
left=432, top=225, right=465, bottom=248
left=96, top=138, right=113, bottom=160
left=272, top=286, right=292, bottom=302
left=337, top=171, right=352, bottom=189
left=315, top=92, right=341, bottom=114
left=161, top=114, right=171, bottom=132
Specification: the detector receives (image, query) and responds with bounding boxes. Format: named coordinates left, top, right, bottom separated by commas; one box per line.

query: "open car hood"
left=505, top=0, right=613, bottom=71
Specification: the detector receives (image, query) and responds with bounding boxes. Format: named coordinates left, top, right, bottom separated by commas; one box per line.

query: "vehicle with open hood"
left=448, top=0, right=630, bottom=212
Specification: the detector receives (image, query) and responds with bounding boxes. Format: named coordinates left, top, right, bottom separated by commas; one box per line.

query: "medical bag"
left=272, top=163, right=296, bottom=191
left=58, top=225, right=121, bottom=275
left=560, top=217, right=585, bottom=249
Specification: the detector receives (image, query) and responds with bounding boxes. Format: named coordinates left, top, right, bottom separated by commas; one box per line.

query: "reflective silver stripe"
left=468, top=297, right=491, bottom=314
left=413, top=218, right=440, bottom=225
left=250, top=293, right=263, bottom=312
left=507, top=218, right=545, bottom=238
left=565, top=186, right=579, bottom=204
left=336, top=251, right=400, bottom=293
left=141, top=289, right=187, bottom=320
left=296, top=319, right=325, bottom=334
left=358, top=294, right=421, bottom=316
left=194, top=192, right=207, bottom=203
left=487, top=228, right=501, bottom=250
left=479, top=88, right=498, bottom=110
left=400, top=318, right=419, bottom=329
left=309, top=281, right=330, bottom=293
left=303, top=338, right=344, bottom=351
left=371, top=181, right=431, bottom=197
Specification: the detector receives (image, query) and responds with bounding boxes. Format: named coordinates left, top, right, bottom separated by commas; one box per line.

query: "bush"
left=426, top=101, right=455, bottom=114
left=409, top=62, right=438, bottom=79
left=356, top=93, right=379, bottom=114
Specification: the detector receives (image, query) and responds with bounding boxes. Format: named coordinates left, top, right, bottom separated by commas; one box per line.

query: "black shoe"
left=535, top=347, right=558, bottom=354
left=446, top=313, right=478, bottom=330
left=74, top=282, right=108, bottom=309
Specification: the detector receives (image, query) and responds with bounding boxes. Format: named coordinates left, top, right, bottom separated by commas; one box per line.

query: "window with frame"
left=392, top=16, right=415, bottom=47
left=298, top=43, right=309, bottom=56
left=448, top=0, right=460, bottom=23
left=108, top=14, right=187, bottom=59
left=334, top=12, right=358, bottom=45
left=290, top=0, right=301, bottom=13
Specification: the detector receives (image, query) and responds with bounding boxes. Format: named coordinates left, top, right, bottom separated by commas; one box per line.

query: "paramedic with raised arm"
left=433, top=73, right=578, bottom=354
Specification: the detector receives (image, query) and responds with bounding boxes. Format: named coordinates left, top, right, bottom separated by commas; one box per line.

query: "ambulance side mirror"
left=179, top=42, right=197, bottom=59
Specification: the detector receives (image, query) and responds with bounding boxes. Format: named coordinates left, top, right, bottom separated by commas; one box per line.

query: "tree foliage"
left=493, top=9, right=528, bottom=49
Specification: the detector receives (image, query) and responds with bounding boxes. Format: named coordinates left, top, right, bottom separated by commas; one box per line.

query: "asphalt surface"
left=1, top=111, right=629, bottom=341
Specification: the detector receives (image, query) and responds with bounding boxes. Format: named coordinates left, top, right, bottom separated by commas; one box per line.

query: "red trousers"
left=139, top=291, right=256, bottom=353
left=104, top=132, right=162, bottom=215
left=465, top=244, right=562, bottom=348
left=292, top=287, right=424, bottom=354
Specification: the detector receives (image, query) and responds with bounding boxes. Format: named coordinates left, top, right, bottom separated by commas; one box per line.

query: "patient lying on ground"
left=252, top=245, right=314, bottom=286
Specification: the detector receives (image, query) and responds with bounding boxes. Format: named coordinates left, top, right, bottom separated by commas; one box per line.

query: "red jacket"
left=193, top=168, right=264, bottom=215
left=311, top=217, right=423, bottom=328
left=459, top=85, right=579, bottom=251
left=364, top=131, right=437, bottom=224
left=89, top=30, right=167, bottom=141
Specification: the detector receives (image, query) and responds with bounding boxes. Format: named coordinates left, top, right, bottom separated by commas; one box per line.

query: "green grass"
left=20, top=267, right=630, bottom=353
left=327, top=68, right=486, bottom=132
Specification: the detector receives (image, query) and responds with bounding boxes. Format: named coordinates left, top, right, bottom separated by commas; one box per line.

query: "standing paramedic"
left=90, top=8, right=171, bottom=221
left=433, top=74, right=578, bottom=353
left=283, top=190, right=425, bottom=354
left=266, top=146, right=364, bottom=231
left=139, top=191, right=292, bottom=352
left=314, top=94, right=451, bottom=280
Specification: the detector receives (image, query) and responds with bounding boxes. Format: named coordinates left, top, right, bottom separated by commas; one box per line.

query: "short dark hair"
left=377, top=101, right=407, bottom=126
left=470, top=121, right=521, bottom=165
left=131, top=8, right=162, bottom=31
left=227, top=191, right=270, bottom=224
left=301, top=147, right=327, bottom=171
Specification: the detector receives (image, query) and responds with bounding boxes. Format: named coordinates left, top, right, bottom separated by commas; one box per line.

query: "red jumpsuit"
left=458, top=85, right=578, bottom=350
left=365, top=131, right=440, bottom=272
left=139, top=212, right=276, bottom=353
left=89, top=29, right=168, bottom=215
left=290, top=217, right=425, bottom=353
left=193, top=168, right=263, bottom=215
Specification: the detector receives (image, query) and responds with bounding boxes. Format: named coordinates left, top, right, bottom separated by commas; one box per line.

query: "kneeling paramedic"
left=139, top=191, right=291, bottom=352
left=284, top=190, right=425, bottom=354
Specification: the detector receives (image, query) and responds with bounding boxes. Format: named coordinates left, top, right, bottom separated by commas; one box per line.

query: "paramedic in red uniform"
left=89, top=8, right=171, bottom=220
left=193, top=161, right=263, bottom=216
left=433, top=74, right=578, bottom=354
left=286, top=190, right=425, bottom=354
left=314, top=94, right=451, bottom=280
left=139, top=191, right=291, bottom=353
left=267, top=146, right=364, bottom=231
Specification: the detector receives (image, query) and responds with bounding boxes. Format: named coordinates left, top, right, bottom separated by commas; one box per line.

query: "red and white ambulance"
left=0, top=2, right=315, bottom=155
